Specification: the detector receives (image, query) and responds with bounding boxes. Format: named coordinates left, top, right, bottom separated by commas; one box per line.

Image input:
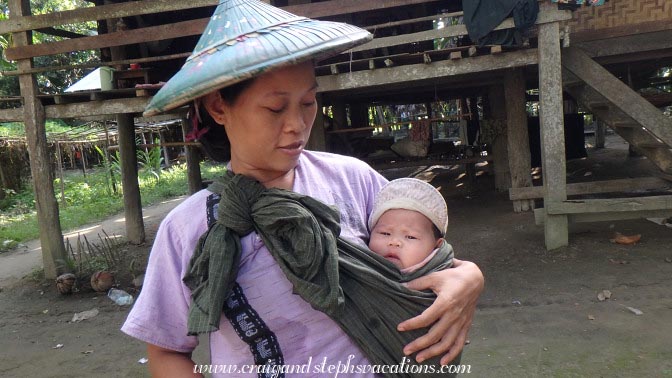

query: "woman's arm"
left=398, top=258, right=484, bottom=365
left=147, top=343, right=204, bottom=378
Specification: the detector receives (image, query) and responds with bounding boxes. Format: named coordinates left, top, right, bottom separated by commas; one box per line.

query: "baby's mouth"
left=384, top=253, right=402, bottom=267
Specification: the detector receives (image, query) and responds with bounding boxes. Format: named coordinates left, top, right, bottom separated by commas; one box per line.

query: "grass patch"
left=0, top=161, right=226, bottom=243
left=0, top=120, right=73, bottom=138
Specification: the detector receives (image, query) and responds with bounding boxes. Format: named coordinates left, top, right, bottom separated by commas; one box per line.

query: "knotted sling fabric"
left=183, top=172, right=459, bottom=375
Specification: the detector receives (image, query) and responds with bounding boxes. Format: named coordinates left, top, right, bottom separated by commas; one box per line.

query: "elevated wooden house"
left=1, top=0, right=671, bottom=277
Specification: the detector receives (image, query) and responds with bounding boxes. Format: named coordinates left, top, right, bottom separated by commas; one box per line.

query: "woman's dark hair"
left=195, top=78, right=255, bottom=162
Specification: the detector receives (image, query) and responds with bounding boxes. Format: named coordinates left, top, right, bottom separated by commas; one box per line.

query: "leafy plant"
left=94, top=145, right=118, bottom=195
left=64, top=230, right=124, bottom=279
left=137, top=145, right=164, bottom=182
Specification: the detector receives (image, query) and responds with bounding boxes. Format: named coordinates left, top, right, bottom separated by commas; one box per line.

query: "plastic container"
left=99, top=66, right=115, bottom=91
left=107, top=288, right=134, bottom=306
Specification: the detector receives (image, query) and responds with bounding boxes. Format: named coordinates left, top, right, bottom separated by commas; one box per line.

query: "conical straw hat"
left=144, top=0, right=372, bottom=116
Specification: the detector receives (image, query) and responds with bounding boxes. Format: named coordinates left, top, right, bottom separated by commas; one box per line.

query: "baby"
left=368, top=178, right=450, bottom=273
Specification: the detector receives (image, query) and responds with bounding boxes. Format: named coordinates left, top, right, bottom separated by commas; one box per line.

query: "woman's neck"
left=229, top=162, right=295, bottom=190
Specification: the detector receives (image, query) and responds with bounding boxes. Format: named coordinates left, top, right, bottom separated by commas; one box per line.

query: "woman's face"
left=205, top=62, right=318, bottom=183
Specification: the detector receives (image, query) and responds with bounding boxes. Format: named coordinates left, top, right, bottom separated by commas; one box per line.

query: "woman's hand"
left=398, top=258, right=484, bottom=365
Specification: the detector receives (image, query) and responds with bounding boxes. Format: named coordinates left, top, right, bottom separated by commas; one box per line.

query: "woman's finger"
left=440, top=321, right=471, bottom=365
left=412, top=316, right=462, bottom=363
left=398, top=272, right=459, bottom=332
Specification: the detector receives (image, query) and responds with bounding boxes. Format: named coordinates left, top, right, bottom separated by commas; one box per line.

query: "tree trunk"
left=9, top=0, right=67, bottom=279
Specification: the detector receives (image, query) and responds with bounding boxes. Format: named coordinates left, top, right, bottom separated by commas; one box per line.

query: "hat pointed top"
left=144, top=0, right=373, bottom=116
left=192, top=0, right=305, bottom=62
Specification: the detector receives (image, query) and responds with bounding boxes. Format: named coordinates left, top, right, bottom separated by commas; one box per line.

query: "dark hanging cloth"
left=462, top=0, right=539, bottom=47
left=552, top=0, right=606, bottom=11
left=183, top=172, right=460, bottom=377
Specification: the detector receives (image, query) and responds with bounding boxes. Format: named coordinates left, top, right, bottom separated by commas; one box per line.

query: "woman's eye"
left=267, top=107, right=283, bottom=114
left=302, top=101, right=316, bottom=107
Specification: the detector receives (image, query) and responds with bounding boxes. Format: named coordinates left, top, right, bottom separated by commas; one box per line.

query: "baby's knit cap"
left=368, top=178, right=448, bottom=236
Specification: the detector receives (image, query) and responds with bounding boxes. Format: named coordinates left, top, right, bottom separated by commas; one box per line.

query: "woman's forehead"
left=250, top=62, right=316, bottom=92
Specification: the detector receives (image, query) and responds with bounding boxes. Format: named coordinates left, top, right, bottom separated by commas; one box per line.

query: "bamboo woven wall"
left=563, top=0, right=671, bottom=33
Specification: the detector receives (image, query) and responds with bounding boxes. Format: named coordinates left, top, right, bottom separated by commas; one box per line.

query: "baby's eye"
left=302, top=101, right=316, bottom=107
left=405, top=235, right=418, bottom=240
left=378, top=231, right=390, bottom=236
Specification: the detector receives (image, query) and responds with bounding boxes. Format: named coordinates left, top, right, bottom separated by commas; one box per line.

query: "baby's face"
left=368, top=209, right=441, bottom=269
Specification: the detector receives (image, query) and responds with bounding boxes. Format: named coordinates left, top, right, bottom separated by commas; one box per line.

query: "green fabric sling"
left=183, top=172, right=459, bottom=376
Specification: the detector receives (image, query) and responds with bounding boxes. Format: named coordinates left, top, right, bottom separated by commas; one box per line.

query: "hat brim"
left=144, top=19, right=371, bottom=116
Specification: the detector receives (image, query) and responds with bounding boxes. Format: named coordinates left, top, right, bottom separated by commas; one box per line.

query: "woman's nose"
left=283, top=108, right=306, bottom=133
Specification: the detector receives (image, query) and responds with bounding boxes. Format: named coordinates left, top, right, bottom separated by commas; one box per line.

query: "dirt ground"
left=1, top=134, right=671, bottom=378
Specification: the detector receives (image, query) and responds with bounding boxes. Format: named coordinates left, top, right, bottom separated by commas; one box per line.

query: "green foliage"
left=64, top=230, right=124, bottom=279
left=0, top=162, right=227, bottom=243
left=0, top=0, right=99, bottom=95
left=94, top=145, right=118, bottom=195
left=0, top=119, right=75, bottom=137
left=137, top=145, right=164, bottom=182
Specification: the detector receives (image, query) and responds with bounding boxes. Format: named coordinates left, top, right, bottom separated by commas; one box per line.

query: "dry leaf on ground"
left=610, top=232, right=641, bottom=245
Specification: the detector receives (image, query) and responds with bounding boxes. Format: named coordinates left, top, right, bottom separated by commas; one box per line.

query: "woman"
left=122, top=1, right=483, bottom=376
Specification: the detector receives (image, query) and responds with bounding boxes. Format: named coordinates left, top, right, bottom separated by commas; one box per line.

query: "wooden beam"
left=0, top=107, right=25, bottom=122
left=108, top=142, right=200, bottom=150
left=562, top=47, right=672, bottom=146
left=0, top=0, right=217, bottom=34
left=9, top=0, right=67, bottom=280
left=509, top=177, right=671, bottom=201
left=306, top=94, right=327, bottom=152
left=546, top=195, right=672, bottom=215
left=504, top=68, right=534, bottom=212
left=537, top=2, right=568, bottom=250
left=569, top=210, right=672, bottom=223
left=0, top=97, right=163, bottom=122
left=284, top=0, right=440, bottom=19
left=35, top=27, right=86, bottom=39
left=595, top=120, right=606, bottom=148
left=487, top=85, right=510, bottom=192
left=348, top=8, right=571, bottom=54
left=364, top=10, right=464, bottom=31
left=6, top=17, right=208, bottom=60
left=318, top=48, right=538, bottom=92
left=571, top=19, right=672, bottom=44
left=180, top=116, right=203, bottom=195
left=578, top=30, right=672, bottom=64
left=1, top=52, right=190, bottom=76
left=5, top=1, right=571, bottom=61
left=534, top=207, right=672, bottom=224
left=46, top=97, right=150, bottom=119
left=117, top=113, right=145, bottom=244
left=0, top=0, right=439, bottom=36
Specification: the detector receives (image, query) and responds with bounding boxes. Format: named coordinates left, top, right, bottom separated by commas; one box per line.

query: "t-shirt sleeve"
left=121, top=202, right=205, bottom=352
left=329, top=155, right=388, bottom=243
left=361, top=164, right=388, bottom=219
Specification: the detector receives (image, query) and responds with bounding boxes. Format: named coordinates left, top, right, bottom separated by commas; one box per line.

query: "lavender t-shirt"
left=122, top=151, right=388, bottom=377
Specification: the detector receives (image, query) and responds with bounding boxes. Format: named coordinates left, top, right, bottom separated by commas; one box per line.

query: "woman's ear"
left=202, top=91, right=228, bottom=125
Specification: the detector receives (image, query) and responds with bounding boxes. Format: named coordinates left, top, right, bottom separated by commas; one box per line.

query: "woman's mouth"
left=279, top=142, right=304, bottom=156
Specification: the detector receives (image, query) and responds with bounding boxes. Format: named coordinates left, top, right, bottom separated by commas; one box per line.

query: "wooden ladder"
left=561, top=46, right=672, bottom=174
